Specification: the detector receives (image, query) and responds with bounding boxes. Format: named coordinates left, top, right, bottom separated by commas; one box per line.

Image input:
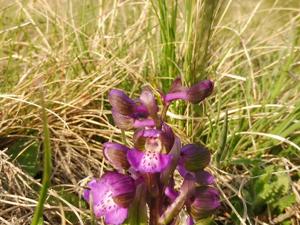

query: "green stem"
left=158, top=179, right=195, bottom=225
left=31, top=90, right=52, bottom=225
left=121, top=129, right=128, bottom=145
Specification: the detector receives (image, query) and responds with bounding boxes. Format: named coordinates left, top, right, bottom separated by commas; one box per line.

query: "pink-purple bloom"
left=83, top=172, right=135, bottom=225
left=83, top=79, right=219, bottom=224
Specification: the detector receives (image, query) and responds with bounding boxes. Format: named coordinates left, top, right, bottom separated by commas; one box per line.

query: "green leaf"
left=124, top=185, right=148, bottom=225
left=272, top=194, right=296, bottom=212
left=195, top=217, right=217, bottom=225
left=7, top=139, right=40, bottom=177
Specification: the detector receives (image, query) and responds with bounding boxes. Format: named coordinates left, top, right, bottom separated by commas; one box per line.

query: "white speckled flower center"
left=145, top=138, right=162, bottom=153
left=141, top=151, right=160, bottom=171
left=95, top=190, right=118, bottom=213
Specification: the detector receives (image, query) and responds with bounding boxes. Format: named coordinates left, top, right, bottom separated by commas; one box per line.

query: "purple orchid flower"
left=85, top=79, right=219, bottom=224
left=109, top=89, right=155, bottom=130
left=83, top=172, right=136, bottom=225
left=164, top=78, right=214, bottom=104
left=128, top=128, right=173, bottom=173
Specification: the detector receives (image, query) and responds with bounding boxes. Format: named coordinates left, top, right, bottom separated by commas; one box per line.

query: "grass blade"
left=31, top=88, right=52, bottom=225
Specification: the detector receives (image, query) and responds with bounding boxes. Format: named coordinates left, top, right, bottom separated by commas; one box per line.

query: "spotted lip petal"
left=103, top=142, right=130, bottom=170
left=83, top=172, right=136, bottom=225
left=188, top=186, right=220, bottom=220
left=179, top=144, right=211, bottom=172
left=127, top=149, right=172, bottom=173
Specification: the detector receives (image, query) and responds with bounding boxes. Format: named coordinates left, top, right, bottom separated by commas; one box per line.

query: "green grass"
left=0, top=0, right=300, bottom=224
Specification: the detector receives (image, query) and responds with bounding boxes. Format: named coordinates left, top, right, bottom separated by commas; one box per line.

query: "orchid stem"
left=121, top=129, right=128, bottom=145
left=31, top=88, right=52, bottom=225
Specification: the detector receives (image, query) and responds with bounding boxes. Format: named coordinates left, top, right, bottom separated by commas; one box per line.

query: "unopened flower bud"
left=179, top=144, right=211, bottom=172
left=186, top=80, right=214, bottom=104
left=83, top=172, right=136, bottom=225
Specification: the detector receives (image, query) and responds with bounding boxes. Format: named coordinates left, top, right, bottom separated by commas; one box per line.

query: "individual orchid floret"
left=164, top=78, right=214, bottom=104
left=103, top=142, right=130, bottom=171
left=83, top=172, right=136, bottom=225
left=109, top=89, right=155, bottom=130
left=133, top=124, right=174, bottom=153
left=128, top=127, right=174, bottom=173
left=187, top=187, right=220, bottom=220
left=179, top=144, right=211, bottom=172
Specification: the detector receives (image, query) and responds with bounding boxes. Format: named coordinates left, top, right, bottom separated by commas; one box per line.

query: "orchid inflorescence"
left=83, top=78, right=220, bottom=225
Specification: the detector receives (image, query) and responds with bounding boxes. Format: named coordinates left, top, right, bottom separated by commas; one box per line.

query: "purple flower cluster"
left=83, top=78, right=220, bottom=225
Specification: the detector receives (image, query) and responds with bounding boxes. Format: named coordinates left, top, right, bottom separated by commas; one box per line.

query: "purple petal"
left=103, top=142, right=130, bottom=170
left=194, top=170, right=215, bottom=185
left=164, top=181, right=179, bottom=201
left=127, top=149, right=172, bottom=173
left=93, top=190, right=119, bottom=217
left=133, top=103, right=149, bottom=118
left=108, top=89, right=135, bottom=115
left=104, top=207, right=128, bottom=225
left=186, top=80, right=214, bottom=104
left=139, top=87, right=159, bottom=118
left=85, top=178, right=109, bottom=204
left=111, top=109, right=134, bottom=130
left=164, top=91, right=188, bottom=103
left=189, top=187, right=220, bottom=219
left=83, top=189, right=90, bottom=202
left=160, top=123, right=175, bottom=152
left=133, top=118, right=155, bottom=128
left=178, top=165, right=214, bottom=186
left=169, top=77, right=186, bottom=93
left=186, top=216, right=195, bottom=225
left=160, top=137, right=181, bottom=185
left=83, top=172, right=135, bottom=220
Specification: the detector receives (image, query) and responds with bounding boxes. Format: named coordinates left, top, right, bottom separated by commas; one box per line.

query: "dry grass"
left=1, top=0, right=300, bottom=224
